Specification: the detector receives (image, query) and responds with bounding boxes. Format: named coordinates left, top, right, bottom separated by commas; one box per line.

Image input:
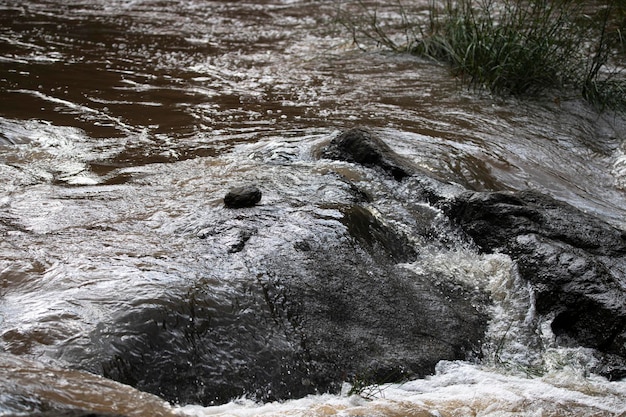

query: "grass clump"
left=419, top=0, right=586, bottom=95
left=337, top=0, right=626, bottom=110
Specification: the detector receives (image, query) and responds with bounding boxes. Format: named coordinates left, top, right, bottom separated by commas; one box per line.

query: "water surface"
left=1, top=0, right=626, bottom=415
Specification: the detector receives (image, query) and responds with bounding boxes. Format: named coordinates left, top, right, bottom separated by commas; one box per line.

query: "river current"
left=1, top=1, right=626, bottom=416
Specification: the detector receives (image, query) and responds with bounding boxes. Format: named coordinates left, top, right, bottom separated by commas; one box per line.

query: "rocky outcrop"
left=321, top=128, right=453, bottom=204
left=86, top=127, right=626, bottom=409
left=442, top=190, right=626, bottom=380
left=95, top=201, right=487, bottom=406
left=324, top=127, right=626, bottom=380
left=441, top=191, right=626, bottom=256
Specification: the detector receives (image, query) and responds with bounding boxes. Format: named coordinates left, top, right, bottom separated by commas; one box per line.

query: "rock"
left=442, top=189, right=626, bottom=379
left=224, top=185, right=262, bottom=208
left=340, top=205, right=417, bottom=263
left=322, top=128, right=415, bottom=181
left=321, top=128, right=459, bottom=204
left=260, top=242, right=488, bottom=392
left=73, top=133, right=626, bottom=409
left=329, top=132, right=626, bottom=380
left=93, top=202, right=487, bottom=406
left=442, top=190, right=626, bottom=256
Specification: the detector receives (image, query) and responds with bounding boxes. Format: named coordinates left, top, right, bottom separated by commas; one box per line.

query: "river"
left=1, top=1, right=626, bottom=416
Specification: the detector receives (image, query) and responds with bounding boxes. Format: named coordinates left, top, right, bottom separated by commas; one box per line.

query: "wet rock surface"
left=324, top=128, right=626, bottom=379
left=79, top=128, right=625, bottom=406
left=321, top=128, right=453, bottom=204
left=322, top=128, right=416, bottom=181
left=223, top=185, right=262, bottom=208
left=95, top=201, right=488, bottom=406
left=442, top=190, right=626, bottom=380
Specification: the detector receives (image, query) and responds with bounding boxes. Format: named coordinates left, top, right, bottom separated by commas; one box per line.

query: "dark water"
left=1, top=1, right=626, bottom=416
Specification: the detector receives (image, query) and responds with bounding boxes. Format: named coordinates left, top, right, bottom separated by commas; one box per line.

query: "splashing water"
left=1, top=1, right=626, bottom=416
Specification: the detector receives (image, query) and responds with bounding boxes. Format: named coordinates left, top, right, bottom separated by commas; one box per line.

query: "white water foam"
left=0, top=117, right=139, bottom=186
left=175, top=361, right=626, bottom=416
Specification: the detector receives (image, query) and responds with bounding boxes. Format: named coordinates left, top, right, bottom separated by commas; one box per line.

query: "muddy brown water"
left=1, top=1, right=626, bottom=416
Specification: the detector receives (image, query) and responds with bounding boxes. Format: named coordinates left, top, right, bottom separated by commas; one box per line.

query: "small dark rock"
left=224, top=185, right=262, bottom=208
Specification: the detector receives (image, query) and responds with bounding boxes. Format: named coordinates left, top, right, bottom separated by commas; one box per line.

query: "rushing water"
left=1, top=1, right=626, bottom=416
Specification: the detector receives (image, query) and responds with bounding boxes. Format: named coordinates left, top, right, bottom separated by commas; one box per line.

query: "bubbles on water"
left=483, top=262, right=546, bottom=374
left=175, top=359, right=626, bottom=416
left=611, top=144, right=626, bottom=196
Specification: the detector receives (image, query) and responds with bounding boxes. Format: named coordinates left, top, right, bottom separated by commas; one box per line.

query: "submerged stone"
left=224, top=185, right=262, bottom=208
left=71, top=130, right=626, bottom=408
left=93, top=201, right=488, bottom=406
left=322, top=128, right=415, bottom=181
left=320, top=128, right=453, bottom=204
left=323, top=128, right=626, bottom=381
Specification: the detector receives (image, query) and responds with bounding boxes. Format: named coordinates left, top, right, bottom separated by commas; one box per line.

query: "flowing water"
left=1, top=1, right=626, bottom=416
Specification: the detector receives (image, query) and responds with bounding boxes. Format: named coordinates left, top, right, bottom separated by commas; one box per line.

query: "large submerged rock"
left=94, top=201, right=487, bottom=405
left=85, top=127, right=625, bottom=408
left=324, top=128, right=626, bottom=379
left=322, top=128, right=416, bottom=180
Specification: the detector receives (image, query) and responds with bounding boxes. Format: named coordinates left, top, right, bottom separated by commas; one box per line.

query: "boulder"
left=322, top=128, right=415, bottom=181
left=324, top=129, right=626, bottom=380
left=442, top=190, right=626, bottom=379
left=224, top=185, right=262, bottom=208
left=81, top=128, right=626, bottom=409
left=321, top=128, right=455, bottom=204
left=441, top=190, right=626, bottom=256
left=93, top=202, right=487, bottom=406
